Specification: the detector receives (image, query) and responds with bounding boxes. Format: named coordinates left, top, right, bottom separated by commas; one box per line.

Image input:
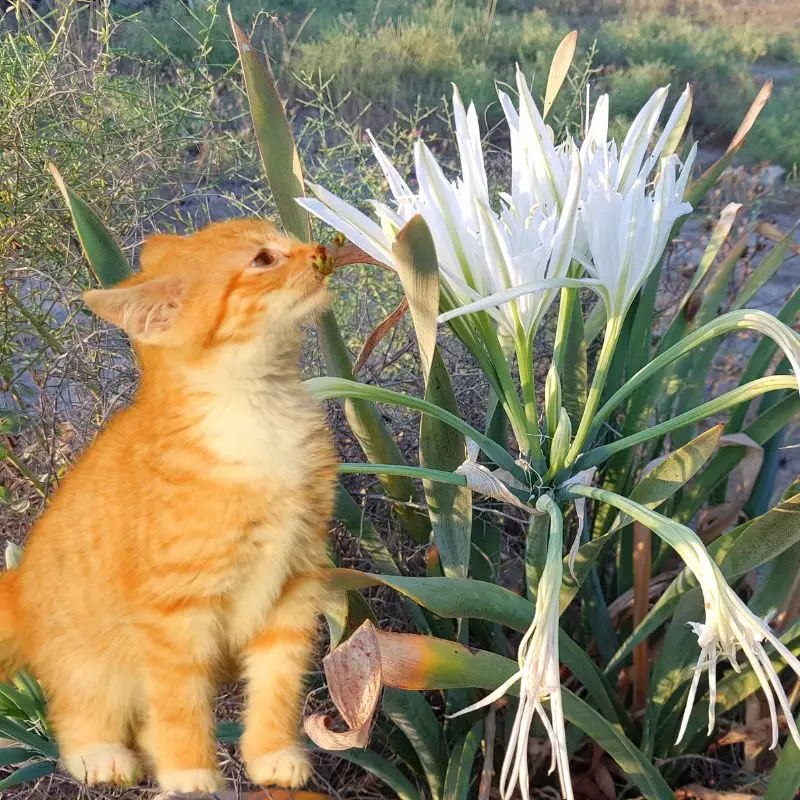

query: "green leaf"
left=749, top=541, right=800, bottom=619
left=561, top=691, right=674, bottom=800
left=307, top=376, right=523, bottom=479
left=392, top=215, right=439, bottom=378
left=0, top=682, right=40, bottom=722
left=726, top=287, right=800, bottom=433
left=733, top=223, right=798, bottom=311
left=393, top=217, right=471, bottom=577
left=583, top=375, right=795, bottom=468
left=322, top=584, right=377, bottom=649
left=587, top=309, right=800, bottom=447
left=684, top=147, right=739, bottom=208
left=420, top=353, right=471, bottom=577
left=229, top=9, right=427, bottom=544
left=606, top=425, right=724, bottom=535
left=642, top=589, right=704, bottom=756
left=0, top=747, right=36, bottom=767
left=0, top=718, right=57, bottom=759
left=216, top=721, right=243, bottom=743
left=228, top=11, right=310, bottom=242
left=760, top=720, right=800, bottom=799
left=327, top=569, right=627, bottom=728
left=442, top=722, right=482, bottom=800
left=584, top=300, right=606, bottom=347
left=339, top=462, right=466, bottom=487
left=0, top=413, right=30, bottom=436
left=674, top=393, right=800, bottom=522
left=0, top=760, right=56, bottom=790
left=335, top=486, right=400, bottom=576
left=333, top=748, right=421, bottom=800
left=383, top=689, right=447, bottom=800
left=560, top=292, right=588, bottom=430
left=48, top=164, right=132, bottom=288
left=368, top=633, right=672, bottom=800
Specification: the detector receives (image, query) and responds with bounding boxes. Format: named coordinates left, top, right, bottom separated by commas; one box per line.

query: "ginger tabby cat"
left=0, top=219, right=337, bottom=793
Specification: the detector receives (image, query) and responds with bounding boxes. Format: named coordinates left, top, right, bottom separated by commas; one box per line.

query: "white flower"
left=297, top=82, right=581, bottom=339
left=451, top=495, right=574, bottom=800
left=672, top=532, right=800, bottom=749
left=576, top=85, right=697, bottom=320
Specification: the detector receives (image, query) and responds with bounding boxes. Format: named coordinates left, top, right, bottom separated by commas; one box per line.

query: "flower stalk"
left=450, top=493, right=574, bottom=800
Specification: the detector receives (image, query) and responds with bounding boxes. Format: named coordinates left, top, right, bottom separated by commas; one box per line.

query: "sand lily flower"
left=576, top=84, right=697, bottom=322
left=296, top=83, right=582, bottom=340
left=451, top=495, right=573, bottom=800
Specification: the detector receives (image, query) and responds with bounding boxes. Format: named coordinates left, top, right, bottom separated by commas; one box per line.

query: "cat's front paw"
left=63, top=742, right=139, bottom=786
left=157, top=768, right=224, bottom=794
left=247, top=746, right=312, bottom=788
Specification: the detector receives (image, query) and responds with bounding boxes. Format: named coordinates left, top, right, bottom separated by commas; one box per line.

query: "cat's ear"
left=83, top=276, right=186, bottom=345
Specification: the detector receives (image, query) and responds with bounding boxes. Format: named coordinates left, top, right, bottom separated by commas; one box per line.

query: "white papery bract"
left=297, top=82, right=581, bottom=339
left=672, top=532, right=800, bottom=750
left=450, top=495, right=574, bottom=800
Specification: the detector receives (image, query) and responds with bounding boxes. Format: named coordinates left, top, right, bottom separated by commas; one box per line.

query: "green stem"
left=579, top=375, right=797, bottom=469
left=7, top=291, right=63, bottom=354
left=474, top=314, right=531, bottom=461
left=584, top=309, right=800, bottom=447
left=338, top=462, right=468, bottom=487
left=552, top=283, right=577, bottom=375
left=515, top=327, right=545, bottom=470
left=564, top=316, right=623, bottom=467
left=5, top=452, right=45, bottom=497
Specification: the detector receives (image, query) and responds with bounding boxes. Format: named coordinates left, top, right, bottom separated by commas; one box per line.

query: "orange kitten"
left=0, top=219, right=337, bottom=792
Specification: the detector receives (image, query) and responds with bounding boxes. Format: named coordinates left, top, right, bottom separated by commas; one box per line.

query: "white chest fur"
left=184, top=347, right=322, bottom=487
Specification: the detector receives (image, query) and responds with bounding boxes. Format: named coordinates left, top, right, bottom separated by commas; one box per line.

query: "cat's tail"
left=0, top=570, right=23, bottom=678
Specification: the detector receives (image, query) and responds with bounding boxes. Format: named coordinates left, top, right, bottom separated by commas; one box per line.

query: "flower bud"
left=545, top=364, right=562, bottom=440
left=546, top=408, right=571, bottom=481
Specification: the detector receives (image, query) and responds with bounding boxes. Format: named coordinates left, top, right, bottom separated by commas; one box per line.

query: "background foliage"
left=1, top=1, right=799, bottom=798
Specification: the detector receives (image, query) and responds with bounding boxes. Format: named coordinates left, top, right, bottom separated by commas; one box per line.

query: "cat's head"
left=82, top=219, right=328, bottom=356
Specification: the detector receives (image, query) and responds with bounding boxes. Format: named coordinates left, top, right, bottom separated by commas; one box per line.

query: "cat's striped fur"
left=0, top=219, right=337, bottom=792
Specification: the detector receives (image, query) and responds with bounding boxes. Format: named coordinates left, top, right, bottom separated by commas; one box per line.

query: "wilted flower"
left=451, top=495, right=574, bottom=800
left=297, top=82, right=581, bottom=340
left=672, top=531, right=800, bottom=749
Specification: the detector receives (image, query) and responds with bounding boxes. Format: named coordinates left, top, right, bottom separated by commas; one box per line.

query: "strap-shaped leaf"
left=393, top=217, right=471, bottom=577
left=316, top=622, right=671, bottom=800
left=326, top=568, right=628, bottom=728
left=228, top=10, right=310, bottom=242
left=229, top=11, right=429, bottom=542
left=684, top=81, right=771, bottom=208
left=442, top=722, right=483, bottom=800
left=383, top=689, right=447, bottom=800
left=49, top=164, right=132, bottom=288
left=605, top=425, right=724, bottom=535
left=726, top=288, right=800, bottom=433
left=0, top=760, right=56, bottom=791
left=763, top=716, right=800, bottom=799
left=333, top=748, right=421, bottom=800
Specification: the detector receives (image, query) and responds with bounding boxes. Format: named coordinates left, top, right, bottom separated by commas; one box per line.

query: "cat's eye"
left=249, top=250, right=276, bottom=268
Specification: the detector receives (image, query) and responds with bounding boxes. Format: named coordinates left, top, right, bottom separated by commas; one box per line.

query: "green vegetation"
left=112, top=0, right=800, bottom=167
left=2, top=1, right=800, bottom=797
